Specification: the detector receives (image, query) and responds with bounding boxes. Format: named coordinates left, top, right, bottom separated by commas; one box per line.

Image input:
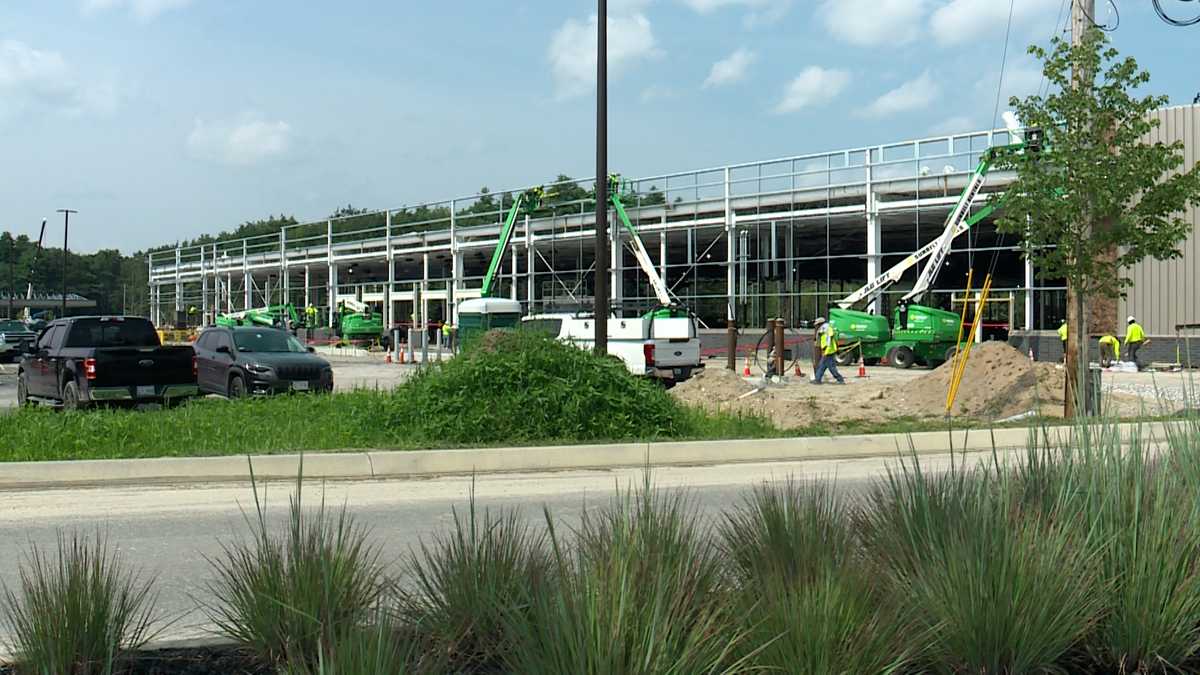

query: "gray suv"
left=194, top=326, right=333, bottom=397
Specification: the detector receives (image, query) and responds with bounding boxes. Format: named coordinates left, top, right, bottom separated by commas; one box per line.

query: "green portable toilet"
left=457, top=298, right=523, bottom=347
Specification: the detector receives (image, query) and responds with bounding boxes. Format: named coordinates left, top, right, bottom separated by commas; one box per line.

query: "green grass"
left=0, top=333, right=777, bottom=462
left=1, top=531, right=159, bottom=675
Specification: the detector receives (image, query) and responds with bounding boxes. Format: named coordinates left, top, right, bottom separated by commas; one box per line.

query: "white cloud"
left=930, top=0, right=1060, bottom=47
left=817, top=0, right=928, bottom=47
left=703, top=48, right=755, bottom=88
left=187, top=114, right=293, bottom=166
left=83, top=0, right=193, bottom=21
left=0, top=39, right=118, bottom=117
left=548, top=12, right=662, bottom=99
left=773, top=66, right=850, bottom=114
left=928, top=115, right=975, bottom=135
left=640, top=84, right=677, bottom=102
left=678, top=0, right=792, bottom=26
left=859, top=70, right=940, bottom=118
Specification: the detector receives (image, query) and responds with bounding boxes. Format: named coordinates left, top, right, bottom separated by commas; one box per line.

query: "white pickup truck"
left=523, top=312, right=703, bottom=385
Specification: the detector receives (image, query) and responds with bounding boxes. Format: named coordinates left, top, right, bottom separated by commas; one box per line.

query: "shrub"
left=1, top=531, right=158, bottom=675
left=861, top=460, right=1104, bottom=674
left=398, top=489, right=552, bottom=672
left=721, top=480, right=907, bottom=674
left=280, top=607, right=425, bottom=675
left=205, top=468, right=386, bottom=669
left=503, top=479, right=754, bottom=675
left=386, top=331, right=691, bottom=445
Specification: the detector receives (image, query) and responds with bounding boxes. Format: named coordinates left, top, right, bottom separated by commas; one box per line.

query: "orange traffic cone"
left=386, top=352, right=393, bottom=364
left=857, top=362, right=867, bottom=378
left=794, top=363, right=804, bottom=377
left=742, top=356, right=751, bottom=377
left=399, top=349, right=406, bottom=364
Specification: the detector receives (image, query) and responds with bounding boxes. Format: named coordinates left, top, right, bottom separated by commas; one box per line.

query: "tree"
left=994, top=28, right=1200, bottom=416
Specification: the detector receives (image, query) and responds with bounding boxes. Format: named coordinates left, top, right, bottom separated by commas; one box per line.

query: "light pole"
left=57, top=209, right=77, bottom=319
left=594, top=0, right=609, bottom=355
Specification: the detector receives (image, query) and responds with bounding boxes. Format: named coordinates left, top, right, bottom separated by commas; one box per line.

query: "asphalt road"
left=0, top=450, right=1004, bottom=644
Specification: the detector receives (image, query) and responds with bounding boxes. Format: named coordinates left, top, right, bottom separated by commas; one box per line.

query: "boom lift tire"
left=891, top=346, right=916, bottom=370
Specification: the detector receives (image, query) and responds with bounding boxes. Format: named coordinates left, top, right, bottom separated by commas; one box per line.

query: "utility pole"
left=6, top=236, right=13, bottom=320
left=57, top=209, right=77, bottom=319
left=594, top=0, right=609, bottom=355
left=1065, top=0, right=1094, bottom=417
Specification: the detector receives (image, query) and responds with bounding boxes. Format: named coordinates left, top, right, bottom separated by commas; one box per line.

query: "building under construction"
left=147, top=104, right=1200, bottom=350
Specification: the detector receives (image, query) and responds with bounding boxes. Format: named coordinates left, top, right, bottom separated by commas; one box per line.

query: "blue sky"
left=2, top=0, right=1197, bottom=252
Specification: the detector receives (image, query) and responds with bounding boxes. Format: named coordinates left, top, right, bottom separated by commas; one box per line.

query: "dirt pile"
left=671, top=366, right=761, bottom=405
left=880, top=341, right=1064, bottom=419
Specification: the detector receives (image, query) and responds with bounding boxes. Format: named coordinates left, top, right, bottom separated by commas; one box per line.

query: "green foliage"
left=994, top=28, right=1200, bottom=299
left=1, top=531, right=159, bottom=675
left=860, top=459, right=1105, bottom=674
left=721, top=480, right=907, bottom=674
left=386, top=331, right=695, bottom=444
left=503, top=481, right=755, bottom=675
left=204, top=470, right=386, bottom=669
left=0, top=231, right=146, bottom=317
left=281, top=609, right=425, bottom=675
left=398, top=490, right=552, bottom=672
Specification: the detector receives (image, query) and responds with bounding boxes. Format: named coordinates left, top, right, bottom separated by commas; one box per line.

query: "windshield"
left=0, top=321, right=28, bottom=332
left=233, top=330, right=306, bottom=353
left=64, top=318, right=160, bottom=348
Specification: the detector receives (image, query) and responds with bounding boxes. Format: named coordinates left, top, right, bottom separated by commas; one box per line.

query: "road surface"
left=0, top=450, right=1004, bottom=643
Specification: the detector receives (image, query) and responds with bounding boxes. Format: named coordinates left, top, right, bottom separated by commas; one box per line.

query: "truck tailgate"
left=652, top=339, right=701, bottom=368
left=91, top=347, right=195, bottom=387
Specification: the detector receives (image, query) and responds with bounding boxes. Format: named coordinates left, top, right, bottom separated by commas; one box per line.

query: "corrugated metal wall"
left=1120, top=104, right=1200, bottom=334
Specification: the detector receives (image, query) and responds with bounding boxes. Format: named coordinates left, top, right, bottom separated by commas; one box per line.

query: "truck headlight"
left=246, top=364, right=272, bottom=374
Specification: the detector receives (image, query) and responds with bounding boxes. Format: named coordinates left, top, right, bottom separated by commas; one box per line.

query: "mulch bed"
left=1, top=646, right=272, bottom=675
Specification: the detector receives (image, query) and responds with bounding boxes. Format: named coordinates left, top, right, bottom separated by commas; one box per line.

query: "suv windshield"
left=0, top=321, right=28, bottom=332
left=64, top=318, right=160, bottom=348
left=233, top=329, right=306, bottom=353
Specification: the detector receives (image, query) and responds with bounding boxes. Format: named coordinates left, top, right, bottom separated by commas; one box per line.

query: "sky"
left=1, top=0, right=1198, bottom=253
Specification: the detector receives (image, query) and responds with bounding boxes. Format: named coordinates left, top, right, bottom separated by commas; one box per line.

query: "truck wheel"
left=891, top=346, right=916, bottom=369
left=835, top=350, right=858, bottom=366
left=944, top=346, right=960, bottom=363
left=227, top=374, right=247, bottom=399
left=62, top=381, right=86, bottom=411
left=16, top=373, right=32, bottom=407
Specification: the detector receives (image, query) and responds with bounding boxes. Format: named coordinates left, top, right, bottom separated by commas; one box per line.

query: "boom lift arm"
left=608, top=174, right=674, bottom=308
left=835, top=129, right=1041, bottom=309
left=480, top=187, right=547, bottom=298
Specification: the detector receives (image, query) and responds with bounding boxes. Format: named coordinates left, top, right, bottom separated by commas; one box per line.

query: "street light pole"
left=594, top=0, right=609, bottom=355
left=57, top=209, right=76, bottom=319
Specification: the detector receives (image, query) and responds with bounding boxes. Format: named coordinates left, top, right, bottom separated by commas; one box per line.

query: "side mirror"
left=307, top=346, right=315, bottom=353
left=215, top=345, right=231, bottom=355
left=24, top=344, right=38, bottom=355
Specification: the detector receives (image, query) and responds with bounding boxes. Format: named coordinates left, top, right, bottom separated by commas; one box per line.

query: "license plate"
left=292, top=381, right=309, bottom=391
left=136, top=385, right=155, bottom=397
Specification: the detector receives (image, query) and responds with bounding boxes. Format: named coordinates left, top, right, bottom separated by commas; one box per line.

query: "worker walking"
left=811, top=318, right=846, bottom=385
left=1124, top=316, right=1149, bottom=370
left=1098, top=334, right=1120, bottom=368
left=1058, top=320, right=1068, bottom=363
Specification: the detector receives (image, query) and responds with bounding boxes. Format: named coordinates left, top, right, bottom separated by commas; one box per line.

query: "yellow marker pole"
left=946, top=274, right=993, bottom=414
left=946, top=270, right=975, bottom=410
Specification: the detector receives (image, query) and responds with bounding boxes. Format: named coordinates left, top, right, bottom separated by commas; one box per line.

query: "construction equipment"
left=19, top=219, right=47, bottom=321
left=829, top=129, right=1041, bottom=368
left=216, top=303, right=302, bottom=329
left=336, top=298, right=383, bottom=340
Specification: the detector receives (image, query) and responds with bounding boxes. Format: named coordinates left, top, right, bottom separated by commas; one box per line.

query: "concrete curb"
left=0, top=420, right=1191, bottom=489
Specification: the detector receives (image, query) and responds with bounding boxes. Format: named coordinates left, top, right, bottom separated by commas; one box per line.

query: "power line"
left=991, top=0, right=1017, bottom=130
left=1153, top=0, right=1200, bottom=26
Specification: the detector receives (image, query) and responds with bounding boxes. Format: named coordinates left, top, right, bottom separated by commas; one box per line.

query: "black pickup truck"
left=17, top=316, right=199, bottom=410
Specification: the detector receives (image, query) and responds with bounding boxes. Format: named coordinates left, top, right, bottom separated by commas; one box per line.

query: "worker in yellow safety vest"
left=1058, top=320, right=1068, bottom=363
left=305, top=305, right=317, bottom=328
left=810, top=319, right=846, bottom=385
left=1124, top=316, right=1148, bottom=370
left=1098, top=334, right=1120, bottom=368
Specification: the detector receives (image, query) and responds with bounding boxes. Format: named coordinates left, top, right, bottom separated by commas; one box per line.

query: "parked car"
left=521, top=312, right=703, bottom=385
left=17, top=316, right=199, bottom=410
left=194, top=325, right=333, bottom=397
left=0, top=320, right=38, bottom=363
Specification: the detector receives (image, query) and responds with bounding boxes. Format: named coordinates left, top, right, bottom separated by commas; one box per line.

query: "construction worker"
left=811, top=318, right=846, bottom=385
left=1058, top=320, right=1068, bottom=363
left=1098, top=334, right=1120, bottom=368
left=1124, top=315, right=1148, bottom=370
left=305, top=305, right=317, bottom=328
left=441, top=321, right=452, bottom=351
left=810, top=318, right=825, bottom=375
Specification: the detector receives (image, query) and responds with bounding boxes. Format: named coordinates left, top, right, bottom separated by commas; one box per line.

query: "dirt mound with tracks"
left=673, top=343, right=1071, bottom=429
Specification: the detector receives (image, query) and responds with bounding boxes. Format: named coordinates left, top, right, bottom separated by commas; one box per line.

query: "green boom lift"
left=829, top=128, right=1042, bottom=368
left=216, top=303, right=303, bottom=329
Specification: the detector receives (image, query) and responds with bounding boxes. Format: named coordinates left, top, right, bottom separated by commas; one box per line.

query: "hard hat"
left=814, top=317, right=826, bottom=326
left=1060, top=319, right=1066, bottom=324
left=1127, top=315, right=1136, bottom=323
